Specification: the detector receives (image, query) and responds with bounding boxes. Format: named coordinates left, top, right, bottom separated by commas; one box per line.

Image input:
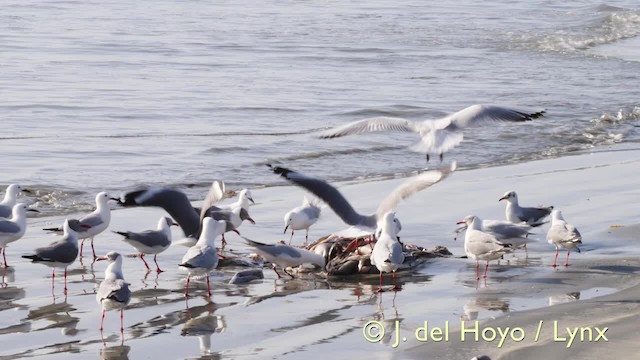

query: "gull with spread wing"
left=318, top=104, right=545, bottom=161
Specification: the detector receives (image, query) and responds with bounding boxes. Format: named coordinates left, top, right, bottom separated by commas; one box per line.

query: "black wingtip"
left=21, top=254, right=41, bottom=261
left=266, top=164, right=293, bottom=178
left=42, top=227, right=60, bottom=232
left=178, top=263, right=194, bottom=268
left=112, top=231, right=128, bottom=238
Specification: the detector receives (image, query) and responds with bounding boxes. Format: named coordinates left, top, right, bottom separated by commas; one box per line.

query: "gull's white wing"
left=375, top=162, right=456, bottom=218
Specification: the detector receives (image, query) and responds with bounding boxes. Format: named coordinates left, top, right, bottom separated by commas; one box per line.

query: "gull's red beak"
left=95, top=256, right=108, bottom=261
left=456, top=220, right=466, bottom=225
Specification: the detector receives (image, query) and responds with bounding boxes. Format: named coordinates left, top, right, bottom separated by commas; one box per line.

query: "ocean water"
left=1, top=0, right=639, bottom=214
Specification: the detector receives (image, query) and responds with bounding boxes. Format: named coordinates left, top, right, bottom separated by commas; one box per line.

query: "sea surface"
left=1, top=0, right=639, bottom=214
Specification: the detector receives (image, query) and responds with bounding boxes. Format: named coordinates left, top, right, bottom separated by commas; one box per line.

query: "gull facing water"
left=318, top=104, right=545, bottom=161
left=0, top=184, right=32, bottom=218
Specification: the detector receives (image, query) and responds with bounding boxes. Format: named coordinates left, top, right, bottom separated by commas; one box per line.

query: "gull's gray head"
left=105, top=251, right=122, bottom=262
left=498, top=191, right=517, bottom=203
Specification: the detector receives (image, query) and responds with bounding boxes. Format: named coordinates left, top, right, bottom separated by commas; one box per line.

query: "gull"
left=243, top=237, right=325, bottom=279
left=114, top=181, right=246, bottom=242
left=179, top=217, right=226, bottom=298
left=0, top=203, right=39, bottom=267
left=0, top=184, right=33, bottom=218
left=318, top=104, right=545, bottom=161
left=96, top=251, right=131, bottom=332
left=283, top=197, right=322, bottom=244
left=499, top=191, right=553, bottom=227
left=201, top=188, right=256, bottom=246
left=457, top=215, right=513, bottom=279
left=266, top=162, right=456, bottom=233
left=370, top=211, right=404, bottom=292
left=546, top=210, right=582, bottom=267
left=113, top=216, right=178, bottom=273
left=455, top=215, right=534, bottom=250
left=43, top=192, right=112, bottom=258
left=22, top=219, right=84, bottom=294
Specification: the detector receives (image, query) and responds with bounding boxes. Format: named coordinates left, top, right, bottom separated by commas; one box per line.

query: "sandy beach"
left=1, top=143, right=639, bottom=359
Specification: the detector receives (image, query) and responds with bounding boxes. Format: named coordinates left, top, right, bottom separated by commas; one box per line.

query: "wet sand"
left=1, top=144, right=640, bottom=359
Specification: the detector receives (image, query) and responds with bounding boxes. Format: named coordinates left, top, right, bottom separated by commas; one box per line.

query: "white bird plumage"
left=499, top=191, right=553, bottom=227
left=318, top=104, right=545, bottom=161
left=96, top=251, right=131, bottom=332
left=284, top=196, right=322, bottom=245
left=179, top=217, right=226, bottom=297
left=546, top=210, right=582, bottom=267
left=370, top=211, right=404, bottom=292
left=458, top=215, right=513, bottom=280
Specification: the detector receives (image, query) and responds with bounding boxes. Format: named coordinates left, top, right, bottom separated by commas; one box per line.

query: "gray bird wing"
left=78, top=212, right=104, bottom=228
left=122, top=229, right=170, bottom=248
left=244, top=238, right=302, bottom=259
left=519, top=206, right=553, bottom=224
left=0, top=218, right=20, bottom=234
left=97, top=279, right=131, bottom=304
left=0, top=205, right=11, bottom=219
left=181, top=246, right=218, bottom=269
left=35, top=239, right=78, bottom=264
left=437, top=104, right=545, bottom=131
left=118, top=188, right=200, bottom=238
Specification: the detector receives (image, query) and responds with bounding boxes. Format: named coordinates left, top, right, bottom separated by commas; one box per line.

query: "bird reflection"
left=181, top=303, right=225, bottom=355
left=461, top=296, right=509, bottom=321
left=100, top=342, right=130, bottom=360
left=548, top=292, right=580, bottom=306
left=26, top=299, right=84, bottom=336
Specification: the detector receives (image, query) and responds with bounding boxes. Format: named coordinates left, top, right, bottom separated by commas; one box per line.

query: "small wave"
left=337, top=104, right=432, bottom=118
left=256, top=145, right=404, bottom=165
left=516, top=8, right=640, bottom=53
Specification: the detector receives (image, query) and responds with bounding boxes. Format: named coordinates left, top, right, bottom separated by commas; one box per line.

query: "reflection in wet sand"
left=461, top=295, right=510, bottom=321
left=548, top=292, right=580, bottom=306
left=26, top=300, right=84, bottom=336
left=99, top=343, right=130, bottom=360
left=181, top=309, right=225, bottom=355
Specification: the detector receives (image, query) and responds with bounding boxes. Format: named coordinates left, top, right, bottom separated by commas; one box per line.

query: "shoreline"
left=1, top=143, right=640, bottom=359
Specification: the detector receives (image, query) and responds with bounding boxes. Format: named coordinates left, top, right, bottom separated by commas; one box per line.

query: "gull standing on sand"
left=455, top=215, right=534, bottom=250
left=43, top=192, right=113, bottom=259
left=179, top=218, right=226, bottom=298
left=547, top=210, right=582, bottom=267
left=96, top=251, right=131, bottom=332
left=0, top=184, right=33, bottom=218
left=499, top=191, right=553, bottom=227
left=22, top=219, right=84, bottom=294
left=243, top=237, right=325, bottom=279
left=457, top=216, right=513, bottom=280
left=370, top=212, right=404, bottom=292
left=284, top=197, right=321, bottom=244
left=0, top=203, right=39, bottom=267
left=318, top=104, right=545, bottom=162
left=267, top=162, right=456, bottom=234
left=113, top=217, right=178, bottom=273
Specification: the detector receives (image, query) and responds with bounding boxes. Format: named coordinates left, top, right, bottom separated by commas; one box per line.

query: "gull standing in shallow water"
left=457, top=216, right=513, bottom=280
left=370, top=212, right=404, bottom=292
left=499, top=191, right=553, bottom=227
left=22, top=219, right=83, bottom=294
left=113, top=216, right=178, bottom=273
left=0, top=203, right=39, bottom=267
left=0, top=184, right=33, bottom=218
left=455, top=215, right=534, bottom=251
left=179, top=218, right=225, bottom=298
left=96, top=252, right=131, bottom=332
left=243, top=237, right=325, bottom=279
left=547, top=210, right=582, bottom=267
left=317, top=104, right=545, bottom=162
left=43, top=192, right=113, bottom=259
left=283, top=196, right=321, bottom=245
left=267, top=162, right=456, bottom=234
